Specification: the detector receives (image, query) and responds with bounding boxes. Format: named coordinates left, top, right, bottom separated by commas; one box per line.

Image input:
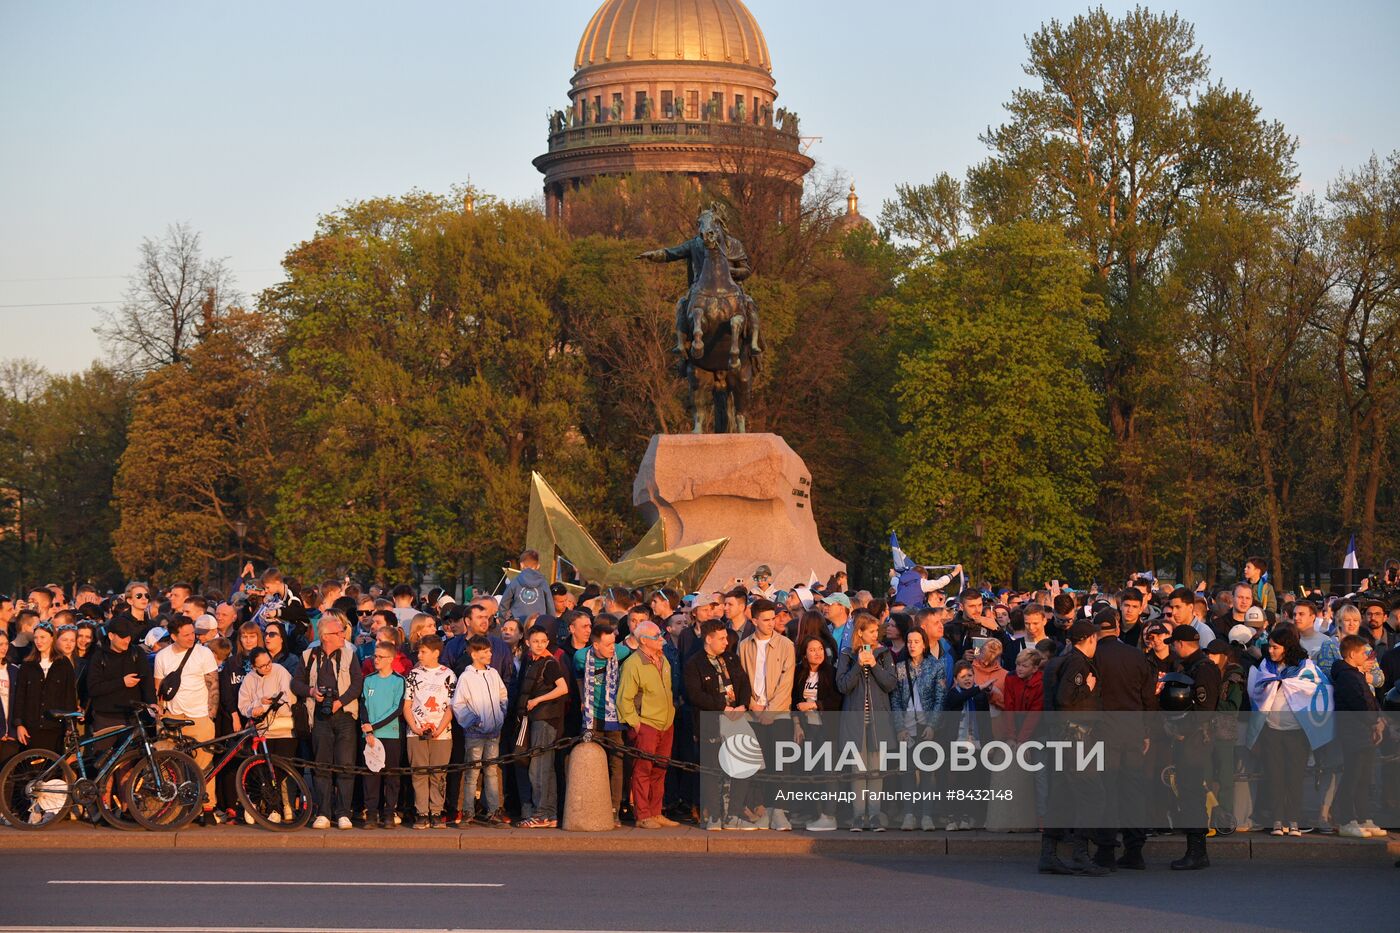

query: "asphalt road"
left=0, top=849, right=1393, bottom=932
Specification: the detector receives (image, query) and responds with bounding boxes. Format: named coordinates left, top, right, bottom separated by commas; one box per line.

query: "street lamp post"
left=234, top=520, right=247, bottom=588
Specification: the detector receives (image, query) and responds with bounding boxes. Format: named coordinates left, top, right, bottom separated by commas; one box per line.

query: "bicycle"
left=163, top=693, right=313, bottom=831
left=0, top=705, right=203, bottom=831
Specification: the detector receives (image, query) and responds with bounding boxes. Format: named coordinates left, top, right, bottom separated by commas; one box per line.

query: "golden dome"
left=575, top=0, right=772, bottom=73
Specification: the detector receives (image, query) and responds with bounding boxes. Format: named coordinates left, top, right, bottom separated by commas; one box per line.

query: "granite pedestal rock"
left=562, top=740, right=617, bottom=832
left=633, top=433, right=843, bottom=591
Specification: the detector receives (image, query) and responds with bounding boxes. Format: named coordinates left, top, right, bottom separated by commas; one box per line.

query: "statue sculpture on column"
left=637, top=205, right=763, bottom=434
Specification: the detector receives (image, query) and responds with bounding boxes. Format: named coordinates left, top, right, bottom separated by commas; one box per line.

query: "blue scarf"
left=581, top=648, right=621, bottom=731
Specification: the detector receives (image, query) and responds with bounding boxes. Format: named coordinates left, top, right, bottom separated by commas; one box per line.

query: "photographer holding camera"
left=292, top=609, right=363, bottom=829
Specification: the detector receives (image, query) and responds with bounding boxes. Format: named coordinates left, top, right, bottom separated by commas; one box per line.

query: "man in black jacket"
left=1090, top=608, right=1157, bottom=870
left=684, top=618, right=753, bottom=830
left=84, top=614, right=154, bottom=734
left=1165, top=624, right=1221, bottom=870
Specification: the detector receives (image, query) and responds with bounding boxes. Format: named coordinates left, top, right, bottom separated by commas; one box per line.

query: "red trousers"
left=629, top=723, right=674, bottom=820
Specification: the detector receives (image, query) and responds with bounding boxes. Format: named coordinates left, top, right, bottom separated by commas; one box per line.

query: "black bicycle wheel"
left=236, top=755, right=313, bottom=831
left=0, top=748, right=75, bottom=830
left=97, top=751, right=154, bottom=832
left=120, top=749, right=203, bottom=831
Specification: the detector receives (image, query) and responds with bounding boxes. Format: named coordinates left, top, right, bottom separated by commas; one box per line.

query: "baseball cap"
left=1165, top=624, right=1199, bottom=644
left=821, top=592, right=852, bottom=610
left=1204, top=639, right=1230, bottom=656
left=106, top=614, right=140, bottom=639
left=549, top=583, right=569, bottom=597
left=194, top=614, right=217, bottom=634
left=1068, top=619, right=1098, bottom=641
left=1227, top=624, right=1254, bottom=646
left=1142, top=621, right=1170, bottom=639
left=142, top=627, right=169, bottom=651
left=792, top=585, right=815, bottom=612
left=1244, top=606, right=1266, bottom=625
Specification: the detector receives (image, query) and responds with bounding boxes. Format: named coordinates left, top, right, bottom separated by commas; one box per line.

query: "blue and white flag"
left=1246, top=658, right=1334, bottom=751
left=1343, top=534, right=1358, bottom=570
left=890, top=532, right=914, bottom=573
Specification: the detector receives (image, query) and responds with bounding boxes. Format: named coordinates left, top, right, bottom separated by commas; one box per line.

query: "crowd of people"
left=2, top=553, right=1397, bottom=876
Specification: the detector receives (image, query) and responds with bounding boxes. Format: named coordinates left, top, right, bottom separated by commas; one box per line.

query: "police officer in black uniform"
left=1090, top=607, right=1156, bottom=870
left=1038, top=618, right=1107, bottom=876
left=1164, top=624, right=1221, bottom=870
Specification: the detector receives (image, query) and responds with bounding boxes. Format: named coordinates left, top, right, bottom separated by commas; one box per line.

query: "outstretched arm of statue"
left=637, top=243, right=691, bottom=263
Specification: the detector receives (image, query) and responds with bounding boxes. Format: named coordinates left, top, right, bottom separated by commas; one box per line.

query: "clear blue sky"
left=3, top=0, right=1398, bottom=372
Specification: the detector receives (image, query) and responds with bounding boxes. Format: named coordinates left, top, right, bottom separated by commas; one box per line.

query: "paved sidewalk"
left=3, top=823, right=1395, bottom=861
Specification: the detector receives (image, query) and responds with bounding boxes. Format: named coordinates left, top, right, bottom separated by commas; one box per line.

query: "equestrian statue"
left=638, top=205, right=762, bottom=434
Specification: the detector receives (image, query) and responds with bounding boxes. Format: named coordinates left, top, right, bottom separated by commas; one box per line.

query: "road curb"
left=2, top=825, right=1391, bottom=861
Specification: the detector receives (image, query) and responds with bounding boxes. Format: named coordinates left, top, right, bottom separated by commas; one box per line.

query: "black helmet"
left=1159, top=672, right=1195, bottom=712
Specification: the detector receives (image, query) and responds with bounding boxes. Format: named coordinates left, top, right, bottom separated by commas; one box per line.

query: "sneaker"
left=770, top=809, right=792, bottom=832
left=849, top=819, right=864, bottom=832
left=414, top=818, right=430, bottom=830
left=636, top=817, right=662, bottom=829
left=654, top=815, right=681, bottom=828
left=901, top=814, right=916, bottom=832
left=752, top=808, right=771, bottom=829
left=245, top=810, right=257, bottom=826
left=921, top=816, right=935, bottom=832
left=724, top=816, right=760, bottom=831
left=705, top=817, right=723, bottom=831
left=1287, top=823, right=1302, bottom=837
left=1361, top=820, right=1386, bottom=837
left=393, top=813, right=402, bottom=826
left=946, top=820, right=959, bottom=832
left=362, top=816, right=379, bottom=830
left=312, top=815, right=331, bottom=830
left=1339, top=821, right=1368, bottom=839
left=806, top=814, right=837, bottom=832
left=957, top=819, right=972, bottom=831
left=337, top=816, right=353, bottom=830
left=435, top=814, right=452, bottom=829
left=267, top=811, right=282, bottom=825
left=1270, top=822, right=1286, bottom=836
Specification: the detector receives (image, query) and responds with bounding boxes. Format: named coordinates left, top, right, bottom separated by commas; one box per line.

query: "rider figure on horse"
left=638, top=205, right=763, bottom=360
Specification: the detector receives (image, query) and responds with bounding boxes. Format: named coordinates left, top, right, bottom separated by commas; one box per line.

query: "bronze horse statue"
left=637, top=207, right=758, bottom=433
left=678, top=209, right=755, bottom=433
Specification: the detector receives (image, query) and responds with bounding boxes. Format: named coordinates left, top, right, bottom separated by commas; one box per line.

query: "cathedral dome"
left=575, top=0, right=772, bottom=74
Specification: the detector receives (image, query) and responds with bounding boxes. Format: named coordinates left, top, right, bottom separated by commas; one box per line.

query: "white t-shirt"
left=752, top=637, right=771, bottom=700
left=394, top=607, right=418, bottom=633
left=405, top=665, right=456, bottom=740
left=0, top=664, right=10, bottom=725
left=154, top=644, right=218, bottom=719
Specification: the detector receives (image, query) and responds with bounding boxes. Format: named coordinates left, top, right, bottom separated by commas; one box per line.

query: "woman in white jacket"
left=237, top=647, right=296, bottom=754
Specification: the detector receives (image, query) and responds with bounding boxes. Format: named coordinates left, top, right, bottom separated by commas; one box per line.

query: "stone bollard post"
left=562, top=738, right=616, bottom=831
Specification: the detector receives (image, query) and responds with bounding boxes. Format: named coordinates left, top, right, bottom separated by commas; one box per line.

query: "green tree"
left=0, top=363, right=132, bottom=592
left=969, top=6, right=1298, bottom=576
left=889, top=222, right=1107, bottom=583
left=263, top=191, right=606, bottom=582
left=112, top=308, right=282, bottom=585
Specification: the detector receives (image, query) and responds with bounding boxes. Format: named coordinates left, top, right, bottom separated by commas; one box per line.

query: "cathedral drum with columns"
left=534, top=0, right=814, bottom=221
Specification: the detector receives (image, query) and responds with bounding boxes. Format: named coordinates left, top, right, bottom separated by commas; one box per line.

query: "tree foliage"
left=889, top=222, right=1106, bottom=583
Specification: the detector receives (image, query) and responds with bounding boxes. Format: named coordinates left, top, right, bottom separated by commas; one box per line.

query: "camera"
left=316, top=698, right=336, bottom=718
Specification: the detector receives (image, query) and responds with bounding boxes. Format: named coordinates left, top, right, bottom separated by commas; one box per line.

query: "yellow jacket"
left=618, top=651, right=676, bottom=731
